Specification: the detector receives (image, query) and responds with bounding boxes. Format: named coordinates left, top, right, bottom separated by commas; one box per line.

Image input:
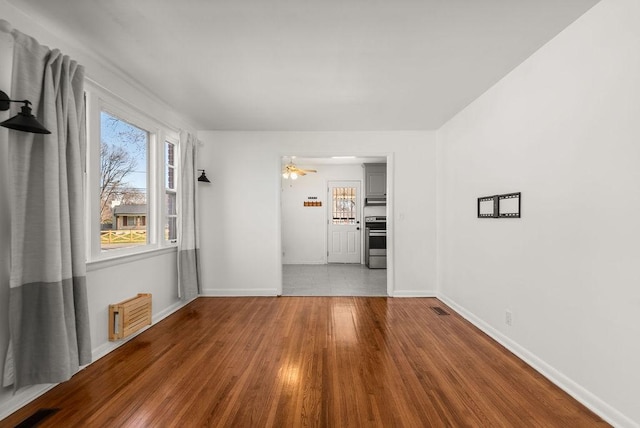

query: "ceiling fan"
left=282, top=159, right=317, bottom=180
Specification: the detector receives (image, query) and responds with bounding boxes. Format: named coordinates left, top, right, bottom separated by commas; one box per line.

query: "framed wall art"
left=477, top=192, right=520, bottom=218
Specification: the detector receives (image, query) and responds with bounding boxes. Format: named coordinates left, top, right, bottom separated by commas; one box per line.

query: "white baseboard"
left=200, top=288, right=278, bottom=296
left=282, top=261, right=325, bottom=265
left=0, top=299, right=189, bottom=423
left=437, top=293, right=637, bottom=428
left=392, top=289, right=437, bottom=297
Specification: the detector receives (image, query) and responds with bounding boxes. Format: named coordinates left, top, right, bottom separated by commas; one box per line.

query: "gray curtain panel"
left=178, top=131, right=202, bottom=300
left=3, top=25, right=91, bottom=389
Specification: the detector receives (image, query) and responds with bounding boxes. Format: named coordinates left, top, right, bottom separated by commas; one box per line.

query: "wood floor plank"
left=1, top=297, right=608, bottom=427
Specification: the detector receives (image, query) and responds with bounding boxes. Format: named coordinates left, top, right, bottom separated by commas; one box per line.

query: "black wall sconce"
left=0, top=90, right=51, bottom=134
left=197, top=169, right=211, bottom=183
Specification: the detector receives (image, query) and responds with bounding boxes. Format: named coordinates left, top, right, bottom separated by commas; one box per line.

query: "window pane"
left=165, top=141, right=178, bottom=243
left=167, top=167, right=174, bottom=190
left=165, top=217, right=177, bottom=242
left=332, top=187, right=357, bottom=225
left=100, top=111, right=149, bottom=251
left=166, top=193, right=176, bottom=216
left=166, top=142, right=175, bottom=189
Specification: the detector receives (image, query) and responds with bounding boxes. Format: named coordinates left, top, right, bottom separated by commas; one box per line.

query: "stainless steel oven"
left=365, top=216, right=386, bottom=269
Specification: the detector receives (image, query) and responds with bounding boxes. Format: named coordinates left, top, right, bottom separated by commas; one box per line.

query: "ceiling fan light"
left=282, top=171, right=289, bottom=179
left=290, top=172, right=298, bottom=180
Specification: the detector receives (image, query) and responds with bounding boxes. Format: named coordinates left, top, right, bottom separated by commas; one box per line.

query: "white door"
left=327, top=181, right=361, bottom=263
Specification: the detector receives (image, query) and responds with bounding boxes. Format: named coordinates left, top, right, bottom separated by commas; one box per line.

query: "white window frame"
left=86, top=83, right=179, bottom=263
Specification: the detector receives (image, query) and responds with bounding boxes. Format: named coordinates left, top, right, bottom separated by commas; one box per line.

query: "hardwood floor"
left=2, top=297, right=607, bottom=427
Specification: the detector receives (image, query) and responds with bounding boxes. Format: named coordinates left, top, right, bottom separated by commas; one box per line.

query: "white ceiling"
left=10, top=0, right=599, bottom=131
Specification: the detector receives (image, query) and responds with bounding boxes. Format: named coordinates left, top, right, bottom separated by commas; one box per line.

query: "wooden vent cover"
left=109, top=293, right=152, bottom=341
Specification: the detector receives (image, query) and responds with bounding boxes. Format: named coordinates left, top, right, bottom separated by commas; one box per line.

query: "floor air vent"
left=431, top=306, right=450, bottom=316
left=15, top=408, right=60, bottom=427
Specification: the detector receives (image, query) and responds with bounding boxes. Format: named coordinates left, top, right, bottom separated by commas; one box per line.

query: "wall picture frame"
left=477, top=192, right=520, bottom=218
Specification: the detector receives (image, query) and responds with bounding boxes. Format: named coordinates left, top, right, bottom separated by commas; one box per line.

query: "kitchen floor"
left=282, top=264, right=387, bottom=296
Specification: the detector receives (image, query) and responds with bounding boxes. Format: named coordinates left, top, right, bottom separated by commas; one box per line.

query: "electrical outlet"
left=505, top=310, right=513, bottom=326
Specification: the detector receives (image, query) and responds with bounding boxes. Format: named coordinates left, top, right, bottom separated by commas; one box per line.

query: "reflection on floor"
left=282, top=264, right=387, bottom=296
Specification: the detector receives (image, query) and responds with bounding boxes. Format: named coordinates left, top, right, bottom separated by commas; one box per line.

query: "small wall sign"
left=304, top=196, right=322, bottom=207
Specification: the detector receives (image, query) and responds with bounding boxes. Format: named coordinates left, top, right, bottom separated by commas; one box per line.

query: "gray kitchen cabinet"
left=364, top=163, right=386, bottom=204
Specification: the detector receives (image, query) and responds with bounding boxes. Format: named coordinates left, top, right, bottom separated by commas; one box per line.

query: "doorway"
left=280, top=155, right=391, bottom=297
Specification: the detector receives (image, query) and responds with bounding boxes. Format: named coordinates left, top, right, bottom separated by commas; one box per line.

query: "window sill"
left=87, top=246, right=177, bottom=272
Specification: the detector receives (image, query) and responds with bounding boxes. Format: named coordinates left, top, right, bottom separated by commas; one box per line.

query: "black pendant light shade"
left=0, top=90, right=51, bottom=134
left=197, top=169, right=211, bottom=183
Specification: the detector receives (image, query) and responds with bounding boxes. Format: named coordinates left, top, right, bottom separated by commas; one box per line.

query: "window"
left=86, top=86, right=179, bottom=262
left=122, top=216, right=145, bottom=227
left=165, top=141, right=178, bottom=243
left=331, top=186, right=357, bottom=225
left=99, top=111, right=149, bottom=251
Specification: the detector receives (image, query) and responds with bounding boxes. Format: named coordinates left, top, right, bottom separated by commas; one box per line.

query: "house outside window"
left=115, top=207, right=147, bottom=229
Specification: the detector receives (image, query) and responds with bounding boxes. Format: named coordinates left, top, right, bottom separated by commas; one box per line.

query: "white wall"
left=437, top=0, right=640, bottom=425
left=0, top=2, right=193, bottom=419
left=282, top=163, right=365, bottom=264
left=197, top=131, right=437, bottom=297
